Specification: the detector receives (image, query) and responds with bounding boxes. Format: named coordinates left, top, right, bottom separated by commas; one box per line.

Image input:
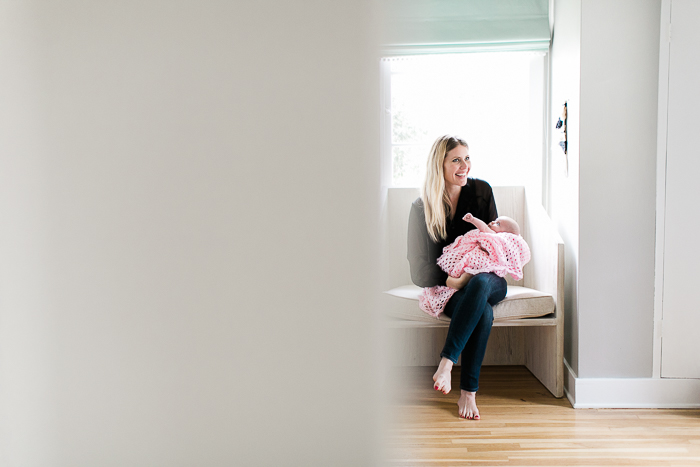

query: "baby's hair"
left=498, top=216, right=520, bottom=236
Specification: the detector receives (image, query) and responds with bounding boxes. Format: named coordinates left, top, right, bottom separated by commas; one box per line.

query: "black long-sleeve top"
left=407, top=178, right=498, bottom=288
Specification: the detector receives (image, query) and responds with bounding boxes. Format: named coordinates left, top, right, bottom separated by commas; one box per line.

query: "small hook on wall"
left=555, top=101, right=568, bottom=176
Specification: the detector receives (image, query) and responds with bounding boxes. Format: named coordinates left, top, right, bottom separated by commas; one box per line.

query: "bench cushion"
left=384, top=284, right=554, bottom=323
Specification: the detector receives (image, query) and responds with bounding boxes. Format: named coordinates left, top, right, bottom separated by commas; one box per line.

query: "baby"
left=419, top=213, right=531, bottom=318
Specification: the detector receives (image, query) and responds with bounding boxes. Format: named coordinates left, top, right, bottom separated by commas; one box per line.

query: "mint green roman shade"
left=382, top=0, right=551, bottom=55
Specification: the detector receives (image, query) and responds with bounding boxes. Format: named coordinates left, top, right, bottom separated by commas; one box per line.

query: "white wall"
left=578, top=0, right=659, bottom=378
left=0, top=1, right=381, bottom=465
left=549, top=0, right=581, bottom=375
left=551, top=0, right=660, bottom=381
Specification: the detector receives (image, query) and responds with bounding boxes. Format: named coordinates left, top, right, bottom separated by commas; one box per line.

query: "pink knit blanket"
left=419, top=230, right=531, bottom=318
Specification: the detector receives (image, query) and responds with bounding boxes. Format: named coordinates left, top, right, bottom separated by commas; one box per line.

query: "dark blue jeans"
left=441, top=273, right=508, bottom=392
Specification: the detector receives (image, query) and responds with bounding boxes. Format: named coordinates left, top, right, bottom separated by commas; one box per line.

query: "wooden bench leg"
left=524, top=326, right=564, bottom=398
left=387, top=324, right=564, bottom=399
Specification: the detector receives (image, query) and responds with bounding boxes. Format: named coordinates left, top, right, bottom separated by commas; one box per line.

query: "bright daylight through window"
left=385, top=52, right=546, bottom=199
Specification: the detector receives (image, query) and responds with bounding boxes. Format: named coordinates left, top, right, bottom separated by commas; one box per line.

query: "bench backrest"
left=384, top=186, right=527, bottom=290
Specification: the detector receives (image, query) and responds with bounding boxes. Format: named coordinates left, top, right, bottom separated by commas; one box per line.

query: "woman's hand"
left=446, top=272, right=474, bottom=290
left=446, top=276, right=461, bottom=289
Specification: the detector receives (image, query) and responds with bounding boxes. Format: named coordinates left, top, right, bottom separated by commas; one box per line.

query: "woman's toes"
left=432, top=371, right=451, bottom=394
left=441, top=378, right=451, bottom=394
left=458, top=390, right=480, bottom=420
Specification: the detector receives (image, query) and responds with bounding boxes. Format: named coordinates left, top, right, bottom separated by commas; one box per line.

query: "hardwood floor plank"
left=386, top=366, right=700, bottom=466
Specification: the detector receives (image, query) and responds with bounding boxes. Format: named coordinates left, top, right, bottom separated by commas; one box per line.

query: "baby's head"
left=489, top=216, right=520, bottom=235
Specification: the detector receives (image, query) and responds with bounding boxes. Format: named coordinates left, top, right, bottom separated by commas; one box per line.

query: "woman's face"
left=443, top=145, right=470, bottom=189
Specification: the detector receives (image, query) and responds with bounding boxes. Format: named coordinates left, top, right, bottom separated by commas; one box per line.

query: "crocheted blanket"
left=419, top=230, right=531, bottom=318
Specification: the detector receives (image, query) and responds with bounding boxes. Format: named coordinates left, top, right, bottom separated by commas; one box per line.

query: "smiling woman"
left=443, top=144, right=471, bottom=191
left=407, top=134, right=504, bottom=419
left=421, top=136, right=471, bottom=243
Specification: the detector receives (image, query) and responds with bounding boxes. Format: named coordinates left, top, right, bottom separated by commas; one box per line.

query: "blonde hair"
left=421, top=135, right=469, bottom=242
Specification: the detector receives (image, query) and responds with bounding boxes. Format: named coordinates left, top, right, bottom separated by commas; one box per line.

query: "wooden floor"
left=386, top=366, right=700, bottom=466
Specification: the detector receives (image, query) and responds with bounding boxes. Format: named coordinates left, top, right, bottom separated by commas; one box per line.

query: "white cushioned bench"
left=382, top=186, right=564, bottom=397
left=386, top=285, right=555, bottom=323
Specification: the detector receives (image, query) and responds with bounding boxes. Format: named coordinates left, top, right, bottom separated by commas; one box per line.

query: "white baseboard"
left=564, top=359, right=700, bottom=408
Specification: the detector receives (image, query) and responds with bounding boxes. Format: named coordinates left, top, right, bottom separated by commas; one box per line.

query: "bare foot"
left=432, top=358, right=453, bottom=394
left=458, top=390, right=480, bottom=420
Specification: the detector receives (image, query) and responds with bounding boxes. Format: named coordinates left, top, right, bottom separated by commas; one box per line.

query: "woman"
left=407, top=135, right=507, bottom=420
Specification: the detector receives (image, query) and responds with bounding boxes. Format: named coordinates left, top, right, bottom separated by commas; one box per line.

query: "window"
left=382, top=52, right=547, bottom=202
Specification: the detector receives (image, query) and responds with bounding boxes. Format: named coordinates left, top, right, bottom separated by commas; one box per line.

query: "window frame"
left=379, top=52, right=550, bottom=209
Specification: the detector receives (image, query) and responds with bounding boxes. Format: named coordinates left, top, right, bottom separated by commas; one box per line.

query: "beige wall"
left=578, top=0, right=659, bottom=378
left=0, top=1, right=381, bottom=465
left=550, top=0, right=582, bottom=376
